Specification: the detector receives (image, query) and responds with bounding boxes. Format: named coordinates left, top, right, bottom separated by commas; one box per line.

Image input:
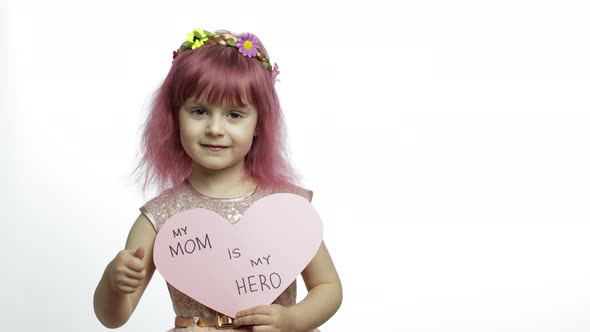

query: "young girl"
left=93, top=28, right=342, bottom=331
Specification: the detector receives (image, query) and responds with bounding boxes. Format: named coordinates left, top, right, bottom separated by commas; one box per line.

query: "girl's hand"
left=234, top=304, right=296, bottom=332
left=107, top=247, right=146, bottom=294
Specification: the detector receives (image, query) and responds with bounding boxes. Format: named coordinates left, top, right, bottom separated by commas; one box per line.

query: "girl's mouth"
left=201, top=144, right=228, bottom=151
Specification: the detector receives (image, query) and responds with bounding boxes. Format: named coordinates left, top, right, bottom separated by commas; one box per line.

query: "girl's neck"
left=189, top=163, right=257, bottom=199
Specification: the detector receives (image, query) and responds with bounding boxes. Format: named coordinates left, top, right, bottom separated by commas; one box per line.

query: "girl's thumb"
left=134, top=247, right=145, bottom=259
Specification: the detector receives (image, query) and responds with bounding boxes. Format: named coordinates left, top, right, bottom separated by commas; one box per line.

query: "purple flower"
left=236, top=33, right=259, bottom=57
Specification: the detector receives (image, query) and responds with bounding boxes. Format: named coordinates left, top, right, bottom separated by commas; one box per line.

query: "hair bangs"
left=170, top=45, right=269, bottom=110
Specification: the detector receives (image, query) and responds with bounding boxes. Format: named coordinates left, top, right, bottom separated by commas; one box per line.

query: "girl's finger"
left=234, top=314, right=271, bottom=326
left=117, top=285, right=139, bottom=294
left=236, top=305, right=273, bottom=317
left=125, top=256, right=145, bottom=273
left=120, top=277, right=142, bottom=288
left=133, top=247, right=145, bottom=259
left=124, top=269, right=145, bottom=281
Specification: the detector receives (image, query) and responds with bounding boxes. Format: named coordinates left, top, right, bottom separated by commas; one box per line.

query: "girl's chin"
left=192, top=160, right=242, bottom=172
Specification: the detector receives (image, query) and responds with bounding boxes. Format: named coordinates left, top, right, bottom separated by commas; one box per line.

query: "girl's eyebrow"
left=222, top=104, right=254, bottom=112
left=234, top=106, right=253, bottom=112
left=184, top=99, right=253, bottom=111
left=182, top=99, right=203, bottom=107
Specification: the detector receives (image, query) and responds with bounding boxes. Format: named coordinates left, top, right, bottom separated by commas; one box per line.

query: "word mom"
left=168, top=226, right=212, bottom=258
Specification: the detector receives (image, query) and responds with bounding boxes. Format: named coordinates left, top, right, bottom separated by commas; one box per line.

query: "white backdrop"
left=1, top=0, right=589, bottom=331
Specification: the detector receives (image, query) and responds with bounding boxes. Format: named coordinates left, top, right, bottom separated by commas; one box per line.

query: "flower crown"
left=173, top=28, right=280, bottom=80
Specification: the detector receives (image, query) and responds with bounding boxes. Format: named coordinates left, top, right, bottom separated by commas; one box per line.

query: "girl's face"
left=178, top=98, right=258, bottom=172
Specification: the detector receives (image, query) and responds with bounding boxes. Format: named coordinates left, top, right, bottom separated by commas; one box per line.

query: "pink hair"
left=134, top=35, right=299, bottom=193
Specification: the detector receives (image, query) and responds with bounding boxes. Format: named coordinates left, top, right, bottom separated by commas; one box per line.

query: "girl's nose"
left=205, top=116, right=224, bottom=136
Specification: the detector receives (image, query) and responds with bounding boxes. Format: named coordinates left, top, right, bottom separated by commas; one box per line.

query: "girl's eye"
left=191, top=108, right=207, bottom=116
left=228, top=112, right=243, bottom=119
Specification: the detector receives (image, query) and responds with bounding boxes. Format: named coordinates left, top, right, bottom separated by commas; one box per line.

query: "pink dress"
left=140, top=179, right=318, bottom=332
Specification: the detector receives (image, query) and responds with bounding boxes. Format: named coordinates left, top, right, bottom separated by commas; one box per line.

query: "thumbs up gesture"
left=107, top=247, right=147, bottom=294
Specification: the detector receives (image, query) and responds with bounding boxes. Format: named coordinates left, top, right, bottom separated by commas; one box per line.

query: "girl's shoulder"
left=141, top=181, right=189, bottom=208
left=267, top=183, right=314, bottom=203
left=139, top=181, right=193, bottom=231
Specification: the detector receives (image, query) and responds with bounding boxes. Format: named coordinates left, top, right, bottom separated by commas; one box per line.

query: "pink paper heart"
left=153, top=193, right=323, bottom=318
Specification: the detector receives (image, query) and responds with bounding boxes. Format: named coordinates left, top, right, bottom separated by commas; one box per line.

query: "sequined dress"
left=140, top=179, right=316, bottom=332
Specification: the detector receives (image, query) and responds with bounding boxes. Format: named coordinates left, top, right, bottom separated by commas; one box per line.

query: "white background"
left=1, top=0, right=589, bottom=331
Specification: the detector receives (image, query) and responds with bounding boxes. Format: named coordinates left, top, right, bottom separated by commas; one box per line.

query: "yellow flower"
left=186, top=28, right=208, bottom=49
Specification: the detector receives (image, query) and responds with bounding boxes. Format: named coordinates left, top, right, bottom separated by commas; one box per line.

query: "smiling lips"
left=201, top=144, right=229, bottom=152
